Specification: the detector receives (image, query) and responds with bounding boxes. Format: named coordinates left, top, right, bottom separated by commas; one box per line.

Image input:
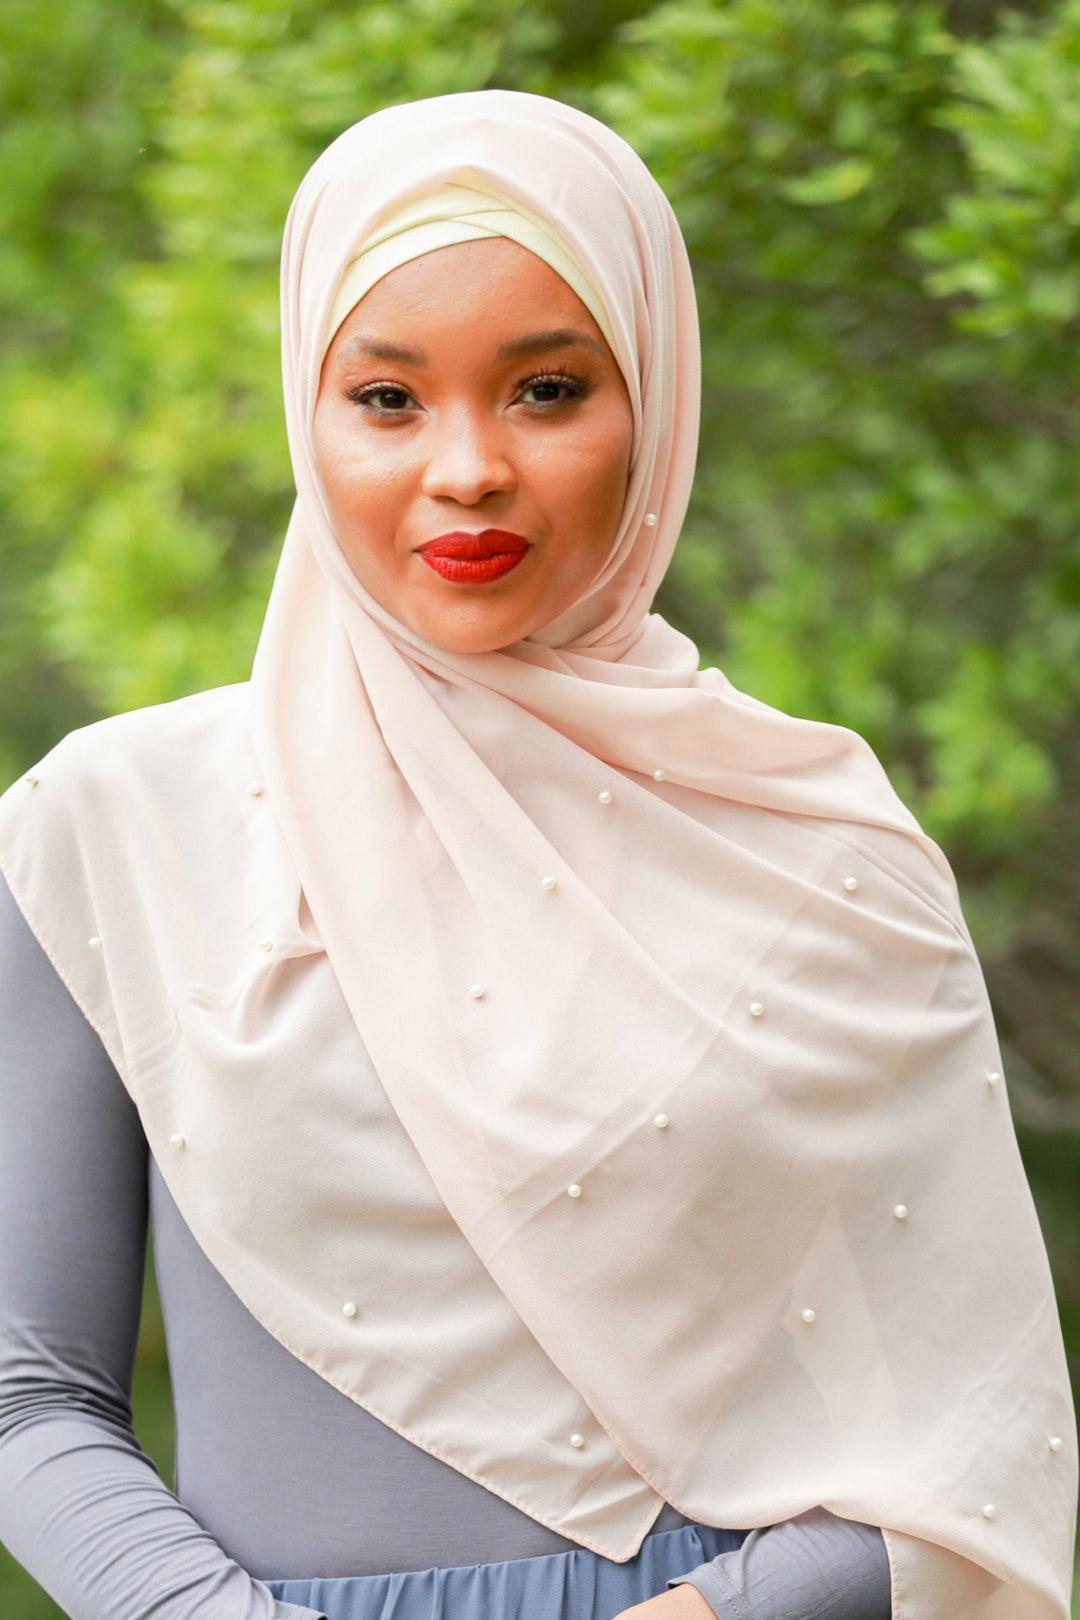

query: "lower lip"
left=418, top=551, right=527, bottom=584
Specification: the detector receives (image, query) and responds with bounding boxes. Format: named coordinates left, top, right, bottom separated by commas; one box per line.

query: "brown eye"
left=524, top=380, right=566, bottom=403
left=345, top=383, right=418, bottom=413
left=517, top=372, right=592, bottom=407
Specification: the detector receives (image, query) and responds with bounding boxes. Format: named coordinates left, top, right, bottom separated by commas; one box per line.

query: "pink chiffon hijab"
left=1, top=90, right=1075, bottom=1618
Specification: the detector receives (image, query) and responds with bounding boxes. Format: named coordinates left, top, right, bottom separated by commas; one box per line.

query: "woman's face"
left=312, top=236, right=634, bottom=654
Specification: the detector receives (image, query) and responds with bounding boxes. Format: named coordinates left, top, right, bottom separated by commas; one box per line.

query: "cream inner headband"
left=326, top=183, right=616, bottom=354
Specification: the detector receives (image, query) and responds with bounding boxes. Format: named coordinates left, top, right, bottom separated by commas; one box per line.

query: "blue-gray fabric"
left=265, top=1523, right=745, bottom=1618
left=0, top=874, right=892, bottom=1619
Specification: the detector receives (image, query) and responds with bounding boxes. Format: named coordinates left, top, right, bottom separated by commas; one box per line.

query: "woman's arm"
left=670, top=1508, right=892, bottom=1618
left=0, top=876, right=323, bottom=1620
left=613, top=1508, right=891, bottom=1619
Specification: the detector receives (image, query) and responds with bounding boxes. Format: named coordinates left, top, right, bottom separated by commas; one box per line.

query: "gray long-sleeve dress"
left=0, top=874, right=891, bottom=1620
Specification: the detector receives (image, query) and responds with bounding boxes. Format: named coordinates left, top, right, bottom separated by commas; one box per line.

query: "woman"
left=0, top=89, right=1074, bottom=1620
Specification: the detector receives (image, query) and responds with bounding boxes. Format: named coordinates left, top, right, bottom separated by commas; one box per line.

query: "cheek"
left=524, top=421, right=631, bottom=616
left=552, top=412, right=633, bottom=538
left=313, top=410, right=412, bottom=528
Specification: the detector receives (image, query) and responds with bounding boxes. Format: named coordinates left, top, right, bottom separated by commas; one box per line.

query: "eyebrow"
left=336, top=336, right=430, bottom=365
left=335, top=328, right=604, bottom=368
left=496, top=328, right=605, bottom=361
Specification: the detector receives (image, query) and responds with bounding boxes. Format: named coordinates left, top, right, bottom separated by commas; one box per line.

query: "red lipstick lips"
left=416, top=529, right=529, bottom=584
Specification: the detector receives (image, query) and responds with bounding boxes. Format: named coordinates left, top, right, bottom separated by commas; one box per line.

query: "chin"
left=413, top=604, right=540, bottom=656
left=429, top=626, right=524, bottom=656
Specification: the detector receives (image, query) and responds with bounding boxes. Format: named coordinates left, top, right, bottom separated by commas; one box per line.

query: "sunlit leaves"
left=594, top=0, right=1078, bottom=890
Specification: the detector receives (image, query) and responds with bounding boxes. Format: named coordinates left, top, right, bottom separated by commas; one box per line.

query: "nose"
left=419, top=403, right=516, bottom=506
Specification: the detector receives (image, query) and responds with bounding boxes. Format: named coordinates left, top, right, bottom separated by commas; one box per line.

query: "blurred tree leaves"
left=0, top=0, right=178, bottom=784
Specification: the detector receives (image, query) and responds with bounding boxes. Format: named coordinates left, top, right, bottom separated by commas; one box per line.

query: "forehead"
left=329, top=237, right=604, bottom=354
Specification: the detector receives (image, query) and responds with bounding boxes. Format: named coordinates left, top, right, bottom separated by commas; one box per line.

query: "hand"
left=611, top=1582, right=715, bottom=1620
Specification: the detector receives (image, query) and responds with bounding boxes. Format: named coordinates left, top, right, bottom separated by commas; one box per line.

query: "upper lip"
left=416, top=529, right=530, bottom=559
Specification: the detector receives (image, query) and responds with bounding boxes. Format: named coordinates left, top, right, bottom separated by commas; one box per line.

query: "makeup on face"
left=312, top=237, right=633, bottom=654
left=415, top=530, right=530, bottom=584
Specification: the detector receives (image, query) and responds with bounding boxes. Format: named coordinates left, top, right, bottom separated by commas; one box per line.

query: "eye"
left=516, top=372, right=593, bottom=407
left=344, top=382, right=419, bottom=414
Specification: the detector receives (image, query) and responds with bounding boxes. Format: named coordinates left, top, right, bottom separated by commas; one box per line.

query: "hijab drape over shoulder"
left=0, top=90, right=1074, bottom=1619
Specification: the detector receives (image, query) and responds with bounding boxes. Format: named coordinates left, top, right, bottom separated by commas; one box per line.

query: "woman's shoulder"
left=32, top=681, right=249, bottom=777
left=0, top=682, right=266, bottom=1071
left=5, top=683, right=253, bottom=811
left=0, top=683, right=259, bottom=920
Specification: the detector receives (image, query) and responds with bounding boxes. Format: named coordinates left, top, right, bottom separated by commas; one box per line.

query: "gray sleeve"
left=0, top=876, right=325, bottom=1620
left=671, top=1507, right=892, bottom=1619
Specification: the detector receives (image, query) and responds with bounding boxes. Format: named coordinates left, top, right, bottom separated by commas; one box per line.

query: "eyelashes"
left=343, top=382, right=416, bottom=413
left=515, top=370, right=595, bottom=405
left=341, top=370, right=595, bottom=415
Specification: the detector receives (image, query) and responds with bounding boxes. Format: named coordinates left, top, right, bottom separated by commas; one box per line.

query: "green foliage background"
left=1, top=0, right=1079, bottom=1611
